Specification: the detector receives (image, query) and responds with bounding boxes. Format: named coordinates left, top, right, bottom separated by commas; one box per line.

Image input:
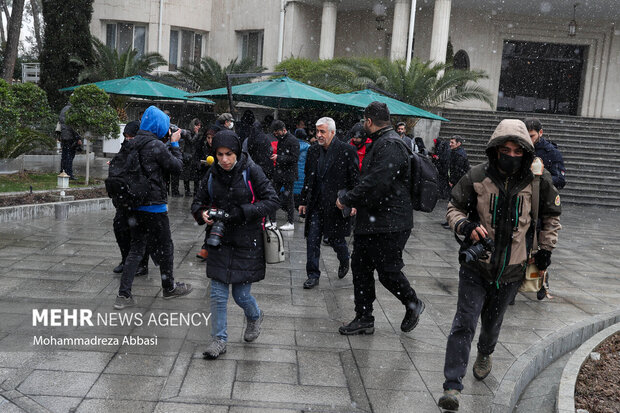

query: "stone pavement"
left=0, top=198, right=618, bottom=413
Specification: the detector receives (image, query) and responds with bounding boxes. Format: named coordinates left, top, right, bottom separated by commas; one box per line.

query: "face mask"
left=227, top=122, right=234, bottom=130
left=497, top=153, right=522, bottom=175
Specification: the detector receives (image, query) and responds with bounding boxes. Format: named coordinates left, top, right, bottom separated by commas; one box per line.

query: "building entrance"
left=497, top=40, right=587, bottom=115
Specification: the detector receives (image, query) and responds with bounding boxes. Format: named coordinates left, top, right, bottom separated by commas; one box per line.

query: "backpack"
left=393, top=138, right=439, bottom=213
left=105, top=138, right=154, bottom=208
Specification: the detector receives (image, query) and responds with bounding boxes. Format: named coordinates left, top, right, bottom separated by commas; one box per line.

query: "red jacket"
left=350, top=138, right=372, bottom=170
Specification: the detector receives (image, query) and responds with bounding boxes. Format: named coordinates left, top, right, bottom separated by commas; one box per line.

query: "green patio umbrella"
left=187, top=76, right=352, bottom=110
left=337, top=89, right=448, bottom=121
left=60, top=75, right=214, bottom=104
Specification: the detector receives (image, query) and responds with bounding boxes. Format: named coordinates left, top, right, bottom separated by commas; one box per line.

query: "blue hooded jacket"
left=140, top=106, right=170, bottom=139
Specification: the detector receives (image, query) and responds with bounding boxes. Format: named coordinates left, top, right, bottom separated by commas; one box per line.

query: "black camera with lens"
left=167, top=124, right=192, bottom=140
left=459, top=237, right=495, bottom=264
left=206, top=209, right=230, bottom=247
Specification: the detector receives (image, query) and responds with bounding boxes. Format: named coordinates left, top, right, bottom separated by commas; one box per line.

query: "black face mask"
left=497, top=153, right=522, bottom=175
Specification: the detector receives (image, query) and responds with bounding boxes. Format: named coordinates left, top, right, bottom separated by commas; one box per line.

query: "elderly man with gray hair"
left=298, top=117, right=359, bottom=289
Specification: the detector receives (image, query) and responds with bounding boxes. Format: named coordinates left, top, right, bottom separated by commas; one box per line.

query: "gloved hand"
left=226, top=205, right=245, bottom=224
left=460, top=221, right=480, bottom=239
left=534, top=249, right=552, bottom=271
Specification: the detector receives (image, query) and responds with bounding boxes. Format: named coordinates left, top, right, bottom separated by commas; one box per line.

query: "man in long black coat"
left=269, top=120, right=300, bottom=230
left=299, top=117, right=359, bottom=289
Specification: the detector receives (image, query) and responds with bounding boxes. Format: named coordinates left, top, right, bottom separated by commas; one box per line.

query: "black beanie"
left=123, top=120, right=140, bottom=137
left=212, top=130, right=241, bottom=157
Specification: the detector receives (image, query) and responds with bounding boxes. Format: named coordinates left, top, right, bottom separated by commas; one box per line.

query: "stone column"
left=390, top=0, right=411, bottom=61
left=429, top=0, right=451, bottom=64
left=319, top=1, right=337, bottom=60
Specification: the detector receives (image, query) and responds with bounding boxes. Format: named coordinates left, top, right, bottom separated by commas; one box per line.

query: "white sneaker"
left=279, top=222, right=294, bottom=231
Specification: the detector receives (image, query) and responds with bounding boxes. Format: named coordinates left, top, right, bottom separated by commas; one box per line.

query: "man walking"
left=299, top=117, right=359, bottom=289
left=336, top=102, right=425, bottom=335
left=114, top=106, right=193, bottom=309
left=58, top=104, right=82, bottom=180
left=438, top=119, right=561, bottom=411
left=442, top=135, right=471, bottom=229
left=269, top=120, right=300, bottom=230
left=524, top=117, right=566, bottom=190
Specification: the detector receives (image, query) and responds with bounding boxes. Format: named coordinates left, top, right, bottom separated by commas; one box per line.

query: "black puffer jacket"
left=449, top=146, right=470, bottom=186
left=180, top=130, right=201, bottom=181
left=191, top=154, right=279, bottom=284
left=129, top=131, right=183, bottom=205
left=273, top=131, right=300, bottom=182
left=339, top=126, right=413, bottom=235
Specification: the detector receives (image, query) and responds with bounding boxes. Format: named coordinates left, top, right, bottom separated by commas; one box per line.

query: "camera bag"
left=105, top=137, right=154, bottom=208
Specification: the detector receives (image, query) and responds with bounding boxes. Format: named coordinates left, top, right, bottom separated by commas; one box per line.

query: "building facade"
left=91, top=0, right=620, bottom=119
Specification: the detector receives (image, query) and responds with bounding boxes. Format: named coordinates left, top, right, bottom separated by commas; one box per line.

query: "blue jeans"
left=210, top=280, right=260, bottom=342
left=306, top=212, right=349, bottom=279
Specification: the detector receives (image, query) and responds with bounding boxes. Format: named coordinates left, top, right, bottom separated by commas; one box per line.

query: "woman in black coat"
left=191, top=130, right=279, bottom=359
left=181, top=118, right=202, bottom=196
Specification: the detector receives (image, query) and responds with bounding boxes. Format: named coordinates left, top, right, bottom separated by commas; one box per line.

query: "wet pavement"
left=0, top=198, right=618, bottom=412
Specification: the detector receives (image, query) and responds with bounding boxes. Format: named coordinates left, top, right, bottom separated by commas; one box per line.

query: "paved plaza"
left=0, top=198, right=618, bottom=413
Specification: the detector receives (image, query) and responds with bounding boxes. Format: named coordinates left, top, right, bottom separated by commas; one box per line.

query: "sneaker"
left=401, top=298, right=425, bottom=332
left=338, top=316, right=375, bottom=335
left=135, top=266, right=148, bottom=277
left=337, top=260, right=349, bottom=279
left=113, top=263, right=124, bottom=273
left=202, top=339, right=227, bottom=359
left=473, top=352, right=492, bottom=380
left=196, top=248, right=208, bottom=260
left=244, top=310, right=264, bottom=342
left=114, top=295, right=136, bottom=310
left=438, top=389, right=460, bottom=411
left=303, top=277, right=319, bottom=289
left=162, top=282, right=193, bottom=299
left=279, top=222, right=294, bottom=231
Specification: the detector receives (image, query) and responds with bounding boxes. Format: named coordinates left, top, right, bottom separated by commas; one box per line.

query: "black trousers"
left=443, top=265, right=521, bottom=391
left=270, top=178, right=295, bottom=224
left=113, top=208, right=149, bottom=268
left=351, top=230, right=418, bottom=317
left=119, top=211, right=175, bottom=297
left=60, top=142, right=76, bottom=178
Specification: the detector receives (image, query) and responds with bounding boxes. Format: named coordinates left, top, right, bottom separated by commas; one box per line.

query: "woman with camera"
left=191, top=130, right=279, bottom=359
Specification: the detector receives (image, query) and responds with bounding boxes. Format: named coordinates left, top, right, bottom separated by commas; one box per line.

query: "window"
left=238, top=30, right=264, bottom=66
left=169, top=29, right=205, bottom=71
left=453, top=50, right=470, bottom=70
left=105, top=22, right=147, bottom=56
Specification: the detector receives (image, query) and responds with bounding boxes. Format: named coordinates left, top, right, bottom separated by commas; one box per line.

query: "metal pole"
left=406, top=0, right=417, bottom=71
left=226, top=75, right=235, bottom=117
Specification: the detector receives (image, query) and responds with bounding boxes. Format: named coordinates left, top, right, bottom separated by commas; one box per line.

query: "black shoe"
left=113, top=263, right=124, bottom=273
left=338, top=260, right=349, bottom=279
left=509, top=296, right=516, bottom=305
left=441, top=222, right=451, bottom=229
left=339, top=316, right=375, bottom=335
left=135, top=266, right=148, bottom=277
left=401, top=299, right=425, bottom=332
left=162, top=282, right=193, bottom=299
left=303, top=277, right=319, bottom=289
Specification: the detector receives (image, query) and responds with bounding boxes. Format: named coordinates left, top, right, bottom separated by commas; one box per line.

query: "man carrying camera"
left=191, top=130, right=279, bottom=359
left=114, top=106, right=193, bottom=309
left=438, top=119, right=561, bottom=411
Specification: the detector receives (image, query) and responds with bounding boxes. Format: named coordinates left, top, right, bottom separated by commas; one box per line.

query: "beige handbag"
left=519, top=158, right=548, bottom=294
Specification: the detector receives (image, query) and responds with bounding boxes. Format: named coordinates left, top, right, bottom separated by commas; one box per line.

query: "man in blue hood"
left=114, top=106, right=193, bottom=309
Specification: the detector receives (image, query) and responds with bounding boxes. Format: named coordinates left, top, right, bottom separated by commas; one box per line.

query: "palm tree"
left=71, top=37, right=167, bottom=83
left=280, top=57, right=493, bottom=110
left=175, top=56, right=266, bottom=92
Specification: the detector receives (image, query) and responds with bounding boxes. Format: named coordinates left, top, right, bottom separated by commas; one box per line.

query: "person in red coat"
left=347, top=122, right=372, bottom=170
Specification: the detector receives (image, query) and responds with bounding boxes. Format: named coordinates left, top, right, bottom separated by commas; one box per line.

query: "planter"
left=102, top=123, right=126, bottom=154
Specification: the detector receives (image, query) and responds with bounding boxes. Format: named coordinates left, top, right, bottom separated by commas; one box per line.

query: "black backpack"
left=105, top=138, right=154, bottom=208
left=393, top=138, right=439, bottom=213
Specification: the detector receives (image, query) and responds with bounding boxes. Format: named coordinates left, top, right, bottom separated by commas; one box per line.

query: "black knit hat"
left=212, top=130, right=241, bottom=157
left=123, top=120, right=140, bottom=137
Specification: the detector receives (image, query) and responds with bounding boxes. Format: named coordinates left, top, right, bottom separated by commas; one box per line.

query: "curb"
left=490, top=309, right=620, bottom=413
left=0, top=197, right=114, bottom=223
left=557, top=323, right=620, bottom=413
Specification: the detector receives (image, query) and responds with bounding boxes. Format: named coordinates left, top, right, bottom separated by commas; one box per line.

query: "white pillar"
left=429, top=0, right=451, bottom=64
left=390, top=0, right=411, bottom=61
left=319, top=1, right=337, bottom=60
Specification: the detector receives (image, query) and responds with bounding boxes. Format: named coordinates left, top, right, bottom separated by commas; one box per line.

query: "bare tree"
left=29, top=0, right=43, bottom=56
left=0, top=11, right=5, bottom=44
left=1, top=0, right=26, bottom=82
